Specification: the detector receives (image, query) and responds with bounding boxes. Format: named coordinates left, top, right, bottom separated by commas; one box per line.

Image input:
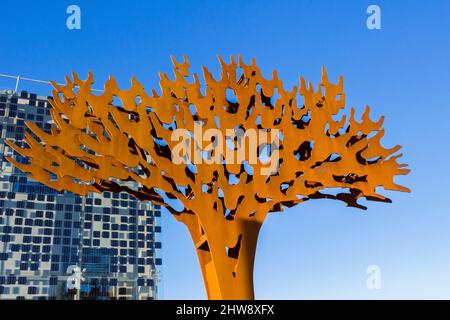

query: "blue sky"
left=1, top=0, right=449, bottom=299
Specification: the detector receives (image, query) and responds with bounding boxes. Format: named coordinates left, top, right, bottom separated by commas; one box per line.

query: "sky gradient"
left=1, top=0, right=449, bottom=299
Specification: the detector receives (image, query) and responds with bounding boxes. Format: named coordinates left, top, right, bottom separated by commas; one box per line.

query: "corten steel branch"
left=6, top=56, right=410, bottom=300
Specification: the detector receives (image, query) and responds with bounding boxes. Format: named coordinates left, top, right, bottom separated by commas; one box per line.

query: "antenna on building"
left=14, top=76, right=20, bottom=93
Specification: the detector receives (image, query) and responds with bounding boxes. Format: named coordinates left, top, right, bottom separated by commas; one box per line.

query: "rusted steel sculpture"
left=6, top=56, right=410, bottom=299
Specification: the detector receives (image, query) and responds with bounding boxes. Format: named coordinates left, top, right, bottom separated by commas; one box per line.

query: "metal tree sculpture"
left=6, top=56, right=410, bottom=299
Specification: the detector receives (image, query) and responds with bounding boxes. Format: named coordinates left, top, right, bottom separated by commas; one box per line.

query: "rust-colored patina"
left=6, top=56, right=410, bottom=299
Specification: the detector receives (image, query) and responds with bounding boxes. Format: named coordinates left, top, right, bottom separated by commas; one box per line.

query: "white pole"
left=0, top=73, right=103, bottom=93
left=14, top=76, right=20, bottom=93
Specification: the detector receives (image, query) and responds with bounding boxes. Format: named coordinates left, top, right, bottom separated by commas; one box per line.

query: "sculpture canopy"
left=6, top=56, right=410, bottom=299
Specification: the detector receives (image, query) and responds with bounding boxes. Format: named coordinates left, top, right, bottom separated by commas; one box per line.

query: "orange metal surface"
left=6, top=56, right=410, bottom=299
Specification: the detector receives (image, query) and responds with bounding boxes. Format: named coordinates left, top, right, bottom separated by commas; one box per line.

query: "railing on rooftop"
left=0, top=73, right=103, bottom=93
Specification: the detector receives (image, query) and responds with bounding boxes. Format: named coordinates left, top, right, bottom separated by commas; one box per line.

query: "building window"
left=28, top=287, right=38, bottom=295
left=0, top=253, right=9, bottom=261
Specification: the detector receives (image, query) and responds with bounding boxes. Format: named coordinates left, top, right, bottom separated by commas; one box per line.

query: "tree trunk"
left=190, top=218, right=262, bottom=300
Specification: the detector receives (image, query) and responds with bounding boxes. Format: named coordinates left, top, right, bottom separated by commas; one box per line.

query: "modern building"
left=0, top=89, right=162, bottom=300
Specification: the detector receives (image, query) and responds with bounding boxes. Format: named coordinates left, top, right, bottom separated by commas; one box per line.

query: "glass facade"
left=0, top=90, right=161, bottom=300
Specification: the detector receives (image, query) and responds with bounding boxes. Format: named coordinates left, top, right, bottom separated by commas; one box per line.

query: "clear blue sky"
left=1, top=0, right=449, bottom=299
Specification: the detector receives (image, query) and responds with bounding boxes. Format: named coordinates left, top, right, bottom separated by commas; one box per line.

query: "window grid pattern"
left=0, top=91, right=162, bottom=300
